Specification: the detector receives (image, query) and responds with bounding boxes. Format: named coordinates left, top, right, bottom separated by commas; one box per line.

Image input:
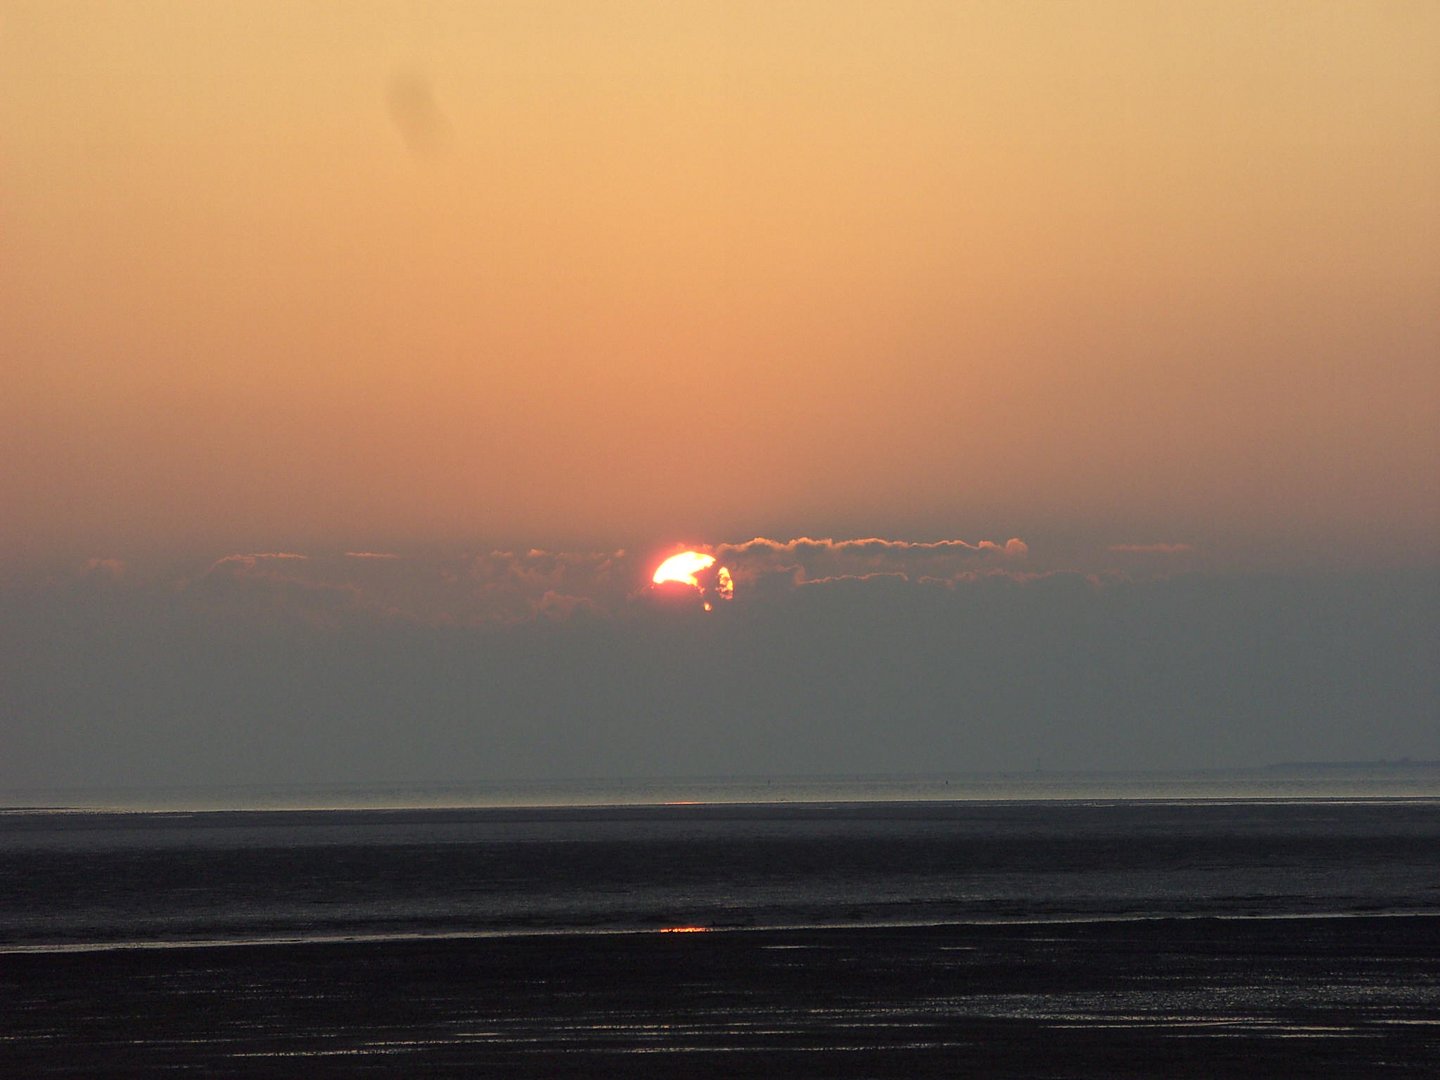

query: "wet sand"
left=5, top=914, right=1439, bottom=1078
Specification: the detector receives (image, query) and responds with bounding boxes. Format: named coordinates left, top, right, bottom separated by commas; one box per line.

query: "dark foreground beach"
left=6, top=914, right=1439, bottom=1078
left=4, top=793, right=1440, bottom=1075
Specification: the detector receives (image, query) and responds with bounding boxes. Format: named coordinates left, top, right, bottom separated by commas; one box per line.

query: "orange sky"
left=4, top=1, right=1437, bottom=566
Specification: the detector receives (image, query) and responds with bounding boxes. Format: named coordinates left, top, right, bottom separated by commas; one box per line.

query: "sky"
left=2, top=2, right=1437, bottom=792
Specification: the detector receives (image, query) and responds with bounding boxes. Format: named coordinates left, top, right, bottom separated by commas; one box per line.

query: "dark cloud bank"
left=2, top=543, right=1436, bottom=791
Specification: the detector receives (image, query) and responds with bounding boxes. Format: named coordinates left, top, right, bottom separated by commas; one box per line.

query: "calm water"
left=2, top=772, right=1438, bottom=951
left=4, top=774, right=1439, bottom=1076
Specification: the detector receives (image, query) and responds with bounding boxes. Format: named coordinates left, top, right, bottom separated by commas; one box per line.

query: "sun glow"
left=650, top=550, right=735, bottom=609
left=652, top=551, right=716, bottom=588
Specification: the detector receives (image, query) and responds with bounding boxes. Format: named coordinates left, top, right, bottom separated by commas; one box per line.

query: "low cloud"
left=25, top=537, right=1038, bottom=628
left=469, top=548, right=632, bottom=621
left=187, top=553, right=368, bottom=628
left=207, top=552, right=309, bottom=573
left=80, top=557, right=127, bottom=581
left=4, top=544, right=1436, bottom=789
left=795, top=570, right=911, bottom=588
left=713, top=536, right=1028, bottom=588
left=1109, top=543, right=1194, bottom=555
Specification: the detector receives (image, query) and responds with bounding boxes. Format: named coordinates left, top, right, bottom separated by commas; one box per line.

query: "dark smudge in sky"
left=387, top=67, right=451, bottom=157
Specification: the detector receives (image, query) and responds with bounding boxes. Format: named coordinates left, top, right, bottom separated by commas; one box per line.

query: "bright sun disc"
left=652, top=551, right=716, bottom=588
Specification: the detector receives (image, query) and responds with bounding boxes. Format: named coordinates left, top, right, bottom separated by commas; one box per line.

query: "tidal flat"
left=5, top=915, right=1440, bottom=1078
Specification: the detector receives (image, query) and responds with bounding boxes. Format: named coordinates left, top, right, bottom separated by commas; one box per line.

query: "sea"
left=3, top=768, right=1439, bottom=1077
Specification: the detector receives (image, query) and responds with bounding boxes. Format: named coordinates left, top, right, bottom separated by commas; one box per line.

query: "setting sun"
left=651, top=550, right=734, bottom=610
left=652, top=551, right=716, bottom=588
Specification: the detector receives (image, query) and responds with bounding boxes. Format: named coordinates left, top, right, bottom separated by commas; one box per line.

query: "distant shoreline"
left=5, top=762, right=1440, bottom=814
left=1266, top=760, right=1440, bottom=771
